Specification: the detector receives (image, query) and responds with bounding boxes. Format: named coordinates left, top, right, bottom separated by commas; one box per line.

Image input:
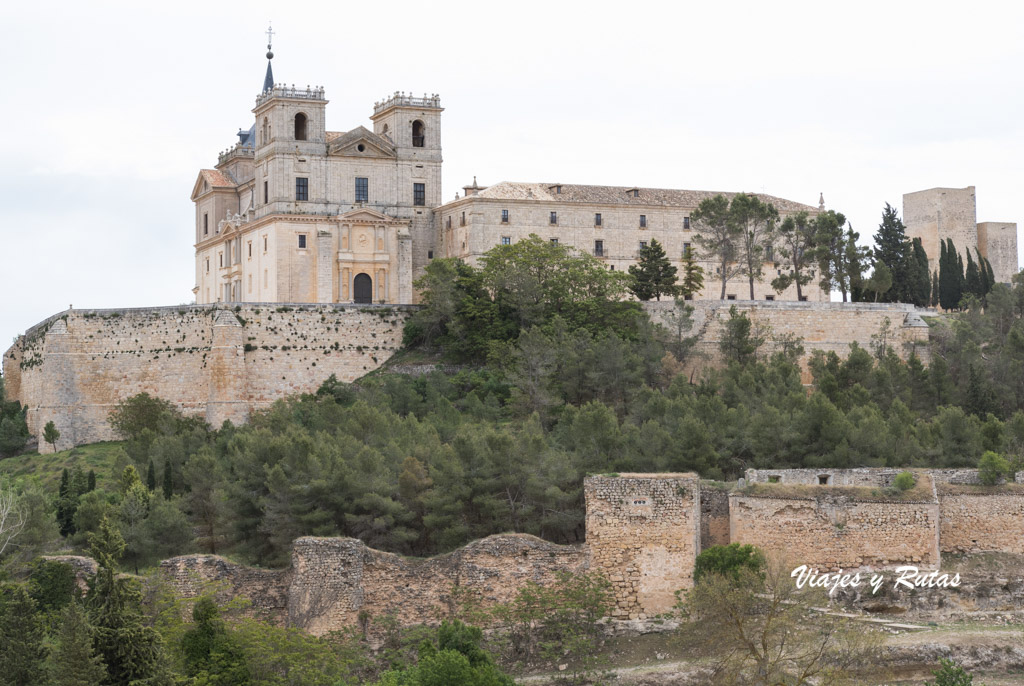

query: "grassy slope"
left=0, top=441, right=125, bottom=492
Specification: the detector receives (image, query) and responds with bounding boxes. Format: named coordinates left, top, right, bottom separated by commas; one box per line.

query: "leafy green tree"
left=893, top=471, right=916, bottom=491
left=181, top=597, right=249, bottom=683
left=925, top=658, right=979, bottom=686
left=771, top=211, right=816, bottom=300
left=730, top=193, right=779, bottom=300
left=86, top=517, right=165, bottom=685
left=978, top=451, right=1010, bottom=486
left=692, top=194, right=743, bottom=299
left=43, top=421, right=60, bottom=452
left=694, top=543, right=766, bottom=583
left=719, top=306, right=765, bottom=366
left=679, top=246, right=705, bottom=301
left=812, top=210, right=853, bottom=301
left=28, top=559, right=77, bottom=614
left=864, top=261, right=893, bottom=302
left=47, top=602, right=107, bottom=686
left=0, top=583, right=48, bottom=686
left=628, top=238, right=678, bottom=301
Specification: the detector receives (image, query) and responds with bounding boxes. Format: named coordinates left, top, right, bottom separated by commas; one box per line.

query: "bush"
left=893, top=471, right=916, bottom=491
left=978, top=451, right=1010, bottom=486
left=925, top=657, right=977, bottom=686
left=694, top=544, right=766, bottom=583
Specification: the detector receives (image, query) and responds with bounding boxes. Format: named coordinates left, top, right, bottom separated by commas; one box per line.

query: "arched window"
left=412, top=120, right=424, bottom=147
left=294, top=113, right=307, bottom=141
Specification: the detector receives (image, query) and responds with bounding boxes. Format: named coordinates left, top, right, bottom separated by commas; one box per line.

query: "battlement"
left=373, top=92, right=442, bottom=115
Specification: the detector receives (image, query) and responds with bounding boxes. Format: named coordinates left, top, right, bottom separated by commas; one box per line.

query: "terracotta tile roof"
left=472, top=181, right=817, bottom=213
left=199, top=169, right=236, bottom=188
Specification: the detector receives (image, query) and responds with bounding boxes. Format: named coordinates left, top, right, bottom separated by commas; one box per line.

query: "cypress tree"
left=87, top=469, right=96, bottom=492
left=146, top=460, right=157, bottom=492
left=162, top=457, right=173, bottom=501
left=985, top=256, right=996, bottom=289
left=57, top=468, right=75, bottom=537
left=938, top=240, right=954, bottom=310
left=911, top=237, right=931, bottom=306
left=931, top=270, right=939, bottom=307
left=956, top=247, right=965, bottom=308
left=965, top=249, right=981, bottom=299
left=976, top=248, right=991, bottom=297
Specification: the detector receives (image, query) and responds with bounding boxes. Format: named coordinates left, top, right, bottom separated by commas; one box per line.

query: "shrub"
left=694, top=544, right=766, bottom=583
left=978, top=451, right=1010, bottom=486
left=893, top=471, right=916, bottom=491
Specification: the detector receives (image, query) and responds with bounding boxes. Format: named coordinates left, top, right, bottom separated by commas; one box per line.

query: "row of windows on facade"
left=289, top=177, right=425, bottom=205
left=263, top=113, right=426, bottom=147
left=206, top=234, right=307, bottom=273
left=445, top=211, right=692, bottom=230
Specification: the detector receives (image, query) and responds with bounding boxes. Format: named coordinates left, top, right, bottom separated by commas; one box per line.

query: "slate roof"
left=472, top=182, right=817, bottom=213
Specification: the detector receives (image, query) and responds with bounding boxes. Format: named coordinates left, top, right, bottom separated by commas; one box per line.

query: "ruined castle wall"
left=729, top=491, right=940, bottom=572
left=745, top=468, right=899, bottom=488
left=3, top=304, right=411, bottom=452
left=287, top=535, right=587, bottom=636
left=644, top=300, right=929, bottom=384
left=585, top=474, right=700, bottom=620
left=938, top=489, right=1024, bottom=555
left=700, top=485, right=731, bottom=548
left=977, top=221, right=1019, bottom=284
left=159, top=555, right=292, bottom=624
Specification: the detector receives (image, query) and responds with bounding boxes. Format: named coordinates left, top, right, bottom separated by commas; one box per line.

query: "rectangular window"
left=683, top=241, right=691, bottom=254
left=550, top=211, right=557, bottom=225
left=501, top=209, right=509, bottom=223
left=263, top=181, right=268, bottom=204
left=355, top=177, right=368, bottom=203
left=765, top=294, right=775, bottom=301
left=765, top=246, right=774, bottom=262
left=413, top=183, right=425, bottom=206
left=550, top=238, right=559, bottom=245
left=799, top=295, right=809, bottom=302
left=639, top=241, right=648, bottom=250
left=263, top=235, right=268, bottom=252
left=428, top=250, right=434, bottom=259
left=594, top=240, right=604, bottom=257
left=298, top=234, right=307, bottom=249
left=219, top=253, right=223, bottom=268
left=640, top=215, right=647, bottom=228
left=501, top=236, right=511, bottom=245
left=460, top=212, right=466, bottom=227
left=727, top=294, right=737, bottom=300
left=205, top=258, right=209, bottom=273
left=683, top=216, right=690, bottom=230
left=248, top=242, right=252, bottom=258
left=203, top=213, right=208, bottom=236
left=595, top=213, right=602, bottom=226
left=446, top=216, right=451, bottom=229
left=295, top=177, right=308, bottom=201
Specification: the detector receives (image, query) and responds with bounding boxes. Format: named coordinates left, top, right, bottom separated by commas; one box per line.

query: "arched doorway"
left=353, top=273, right=372, bottom=304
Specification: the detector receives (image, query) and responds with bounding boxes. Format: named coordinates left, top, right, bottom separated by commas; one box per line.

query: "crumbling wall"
left=938, top=486, right=1024, bottom=554
left=729, top=487, right=940, bottom=572
left=700, top=485, right=730, bottom=548
left=585, top=473, right=700, bottom=620
left=159, top=555, right=292, bottom=624
left=745, top=468, right=899, bottom=488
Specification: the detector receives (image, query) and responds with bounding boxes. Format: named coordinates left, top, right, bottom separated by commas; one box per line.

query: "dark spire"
left=263, top=22, right=275, bottom=93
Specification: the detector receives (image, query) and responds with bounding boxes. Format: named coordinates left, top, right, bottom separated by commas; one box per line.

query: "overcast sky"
left=2, top=0, right=1022, bottom=348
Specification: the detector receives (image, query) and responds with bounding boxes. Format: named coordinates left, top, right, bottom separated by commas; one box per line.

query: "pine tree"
left=146, top=460, right=157, bottom=492
left=843, top=226, right=870, bottom=302
left=87, top=517, right=164, bottom=685
left=872, top=203, right=910, bottom=302
left=679, top=245, right=704, bottom=299
left=0, top=584, right=48, bottom=685
left=48, top=602, right=107, bottom=686
left=162, top=458, right=173, bottom=500
left=43, top=420, right=61, bottom=452
left=628, top=238, right=678, bottom=301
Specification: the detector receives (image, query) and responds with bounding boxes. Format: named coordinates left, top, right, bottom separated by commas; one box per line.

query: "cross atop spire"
left=262, top=22, right=275, bottom=93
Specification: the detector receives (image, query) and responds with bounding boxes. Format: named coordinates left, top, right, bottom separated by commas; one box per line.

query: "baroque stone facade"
left=903, top=186, right=1019, bottom=284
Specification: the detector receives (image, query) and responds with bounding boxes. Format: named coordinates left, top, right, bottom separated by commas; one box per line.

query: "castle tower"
left=904, top=186, right=979, bottom=281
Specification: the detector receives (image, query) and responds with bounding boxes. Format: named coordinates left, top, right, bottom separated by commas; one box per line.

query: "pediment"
left=337, top=208, right=407, bottom=225
left=328, top=126, right=396, bottom=159
left=190, top=169, right=237, bottom=201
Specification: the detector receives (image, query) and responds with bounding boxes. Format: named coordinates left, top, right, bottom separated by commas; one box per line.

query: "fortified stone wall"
left=977, top=221, right=1020, bottom=284
left=585, top=474, right=700, bottom=620
left=937, top=486, right=1024, bottom=555
left=159, top=555, right=292, bottom=624
left=904, top=186, right=979, bottom=281
left=3, top=304, right=411, bottom=452
left=745, top=467, right=899, bottom=488
left=644, top=300, right=929, bottom=383
left=729, top=482, right=941, bottom=572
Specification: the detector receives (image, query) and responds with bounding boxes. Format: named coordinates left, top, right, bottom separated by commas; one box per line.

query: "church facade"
left=191, top=48, right=829, bottom=305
